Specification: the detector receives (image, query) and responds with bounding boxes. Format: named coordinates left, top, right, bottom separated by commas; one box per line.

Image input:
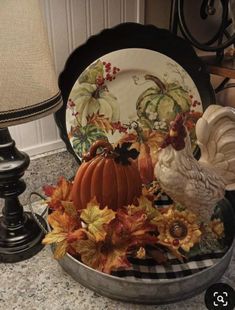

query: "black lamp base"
left=0, top=212, right=46, bottom=263
left=0, top=128, right=46, bottom=263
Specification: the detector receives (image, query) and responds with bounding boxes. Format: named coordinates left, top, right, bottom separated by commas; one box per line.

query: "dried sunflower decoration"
left=157, top=208, right=202, bottom=254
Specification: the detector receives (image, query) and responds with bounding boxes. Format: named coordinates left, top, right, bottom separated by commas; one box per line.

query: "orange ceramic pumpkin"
left=72, top=140, right=142, bottom=210
left=118, top=126, right=165, bottom=185
left=132, top=142, right=154, bottom=185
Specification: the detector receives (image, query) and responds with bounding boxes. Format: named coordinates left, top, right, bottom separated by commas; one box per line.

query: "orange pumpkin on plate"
left=72, top=140, right=142, bottom=210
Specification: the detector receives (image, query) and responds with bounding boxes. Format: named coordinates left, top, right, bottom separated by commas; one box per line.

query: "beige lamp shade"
left=0, top=0, right=62, bottom=128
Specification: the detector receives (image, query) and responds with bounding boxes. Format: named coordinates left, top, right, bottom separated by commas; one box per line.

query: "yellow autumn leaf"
left=73, top=239, right=104, bottom=270
left=43, top=177, right=73, bottom=211
left=42, top=229, right=67, bottom=244
left=128, top=196, right=162, bottom=223
left=102, top=246, right=130, bottom=274
left=80, top=199, right=116, bottom=241
left=73, top=238, right=130, bottom=274
left=62, top=201, right=78, bottom=219
left=53, top=240, right=68, bottom=259
left=42, top=210, right=84, bottom=259
left=47, top=210, right=80, bottom=232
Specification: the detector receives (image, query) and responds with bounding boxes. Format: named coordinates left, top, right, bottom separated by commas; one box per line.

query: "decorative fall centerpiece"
left=42, top=176, right=205, bottom=273
left=41, top=101, right=235, bottom=276
left=42, top=151, right=225, bottom=275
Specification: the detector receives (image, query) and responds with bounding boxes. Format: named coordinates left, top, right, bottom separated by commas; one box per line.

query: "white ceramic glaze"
left=155, top=104, right=235, bottom=222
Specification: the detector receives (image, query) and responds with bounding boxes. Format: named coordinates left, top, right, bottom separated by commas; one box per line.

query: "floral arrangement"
left=42, top=176, right=224, bottom=275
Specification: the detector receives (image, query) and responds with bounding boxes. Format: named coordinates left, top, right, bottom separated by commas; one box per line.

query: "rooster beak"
left=169, top=129, right=178, bottom=137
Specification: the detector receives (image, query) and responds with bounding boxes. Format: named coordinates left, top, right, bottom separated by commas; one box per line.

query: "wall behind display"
left=10, top=0, right=145, bottom=156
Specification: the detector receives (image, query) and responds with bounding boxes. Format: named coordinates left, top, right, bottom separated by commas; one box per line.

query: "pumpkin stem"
left=144, top=74, right=166, bottom=93
left=114, top=143, right=139, bottom=165
left=83, top=140, right=113, bottom=161
left=130, top=121, right=146, bottom=143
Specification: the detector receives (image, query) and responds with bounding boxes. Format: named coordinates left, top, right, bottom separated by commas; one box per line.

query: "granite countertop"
left=0, top=150, right=234, bottom=310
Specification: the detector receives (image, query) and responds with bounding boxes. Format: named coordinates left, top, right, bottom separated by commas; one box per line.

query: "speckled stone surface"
left=0, top=150, right=234, bottom=309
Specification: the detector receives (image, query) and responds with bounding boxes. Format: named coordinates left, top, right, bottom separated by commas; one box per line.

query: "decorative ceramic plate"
left=56, top=23, right=215, bottom=164
left=66, top=49, right=203, bottom=155
left=66, top=48, right=203, bottom=182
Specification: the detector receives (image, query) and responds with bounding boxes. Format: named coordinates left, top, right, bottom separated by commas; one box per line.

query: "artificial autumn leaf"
left=53, top=241, right=68, bottom=259
left=43, top=177, right=73, bottom=211
left=142, top=181, right=162, bottom=202
left=103, top=245, right=130, bottom=274
left=80, top=198, right=116, bottom=241
left=47, top=209, right=80, bottom=231
left=136, top=247, right=146, bottom=259
left=62, top=201, right=78, bottom=219
left=42, top=210, right=85, bottom=259
left=128, top=196, right=162, bottom=224
left=86, top=112, right=113, bottom=133
left=109, top=207, right=158, bottom=247
left=158, top=241, right=185, bottom=262
left=43, top=184, right=55, bottom=197
left=73, top=239, right=104, bottom=270
left=209, top=219, right=224, bottom=239
left=73, top=238, right=130, bottom=274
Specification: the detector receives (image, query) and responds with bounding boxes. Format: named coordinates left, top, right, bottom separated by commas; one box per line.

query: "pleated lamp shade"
left=0, top=0, right=62, bottom=128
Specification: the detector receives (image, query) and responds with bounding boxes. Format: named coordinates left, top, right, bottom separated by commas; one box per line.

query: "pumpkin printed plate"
left=66, top=48, right=203, bottom=184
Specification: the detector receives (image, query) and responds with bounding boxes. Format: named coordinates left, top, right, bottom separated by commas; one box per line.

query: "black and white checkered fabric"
left=112, top=193, right=226, bottom=280
left=112, top=251, right=225, bottom=280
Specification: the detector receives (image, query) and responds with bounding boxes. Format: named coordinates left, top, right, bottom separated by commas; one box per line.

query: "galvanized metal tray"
left=49, top=196, right=235, bottom=305
left=55, top=238, right=234, bottom=305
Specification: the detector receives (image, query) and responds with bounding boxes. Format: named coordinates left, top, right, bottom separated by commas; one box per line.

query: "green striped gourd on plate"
left=136, top=75, right=191, bottom=128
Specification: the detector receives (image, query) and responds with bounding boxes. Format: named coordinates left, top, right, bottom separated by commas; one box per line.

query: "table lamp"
left=0, top=0, right=62, bottom=262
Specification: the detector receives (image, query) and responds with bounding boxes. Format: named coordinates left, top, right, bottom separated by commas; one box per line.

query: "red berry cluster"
left=103, top=61, right=120, bottom=82
left=112, top=121, right=128, bottom=134
left=189, top=95, right=201, bottom=113
left=67, top=98, right=75, bottom=108
left=95, top=61, right=120, bottom=87
left=192, top=100, right=201, bottom=108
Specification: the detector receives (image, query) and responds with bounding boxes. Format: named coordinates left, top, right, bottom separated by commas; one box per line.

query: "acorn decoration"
left=72, top=140, right=142, bottom=210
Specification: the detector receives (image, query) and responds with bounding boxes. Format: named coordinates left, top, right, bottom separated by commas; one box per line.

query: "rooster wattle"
left=154, top=104, right=235, bottom=223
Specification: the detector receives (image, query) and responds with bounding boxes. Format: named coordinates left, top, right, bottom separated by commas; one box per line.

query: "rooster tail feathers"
left=196, top=104, right=235, bottom=190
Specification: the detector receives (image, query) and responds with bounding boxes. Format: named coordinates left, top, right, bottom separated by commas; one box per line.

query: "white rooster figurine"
left=155, top=104, right=235, bottom=223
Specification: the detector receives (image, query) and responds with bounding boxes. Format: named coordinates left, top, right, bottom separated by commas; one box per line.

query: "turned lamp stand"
left=0, top=128, right=46, bottom=262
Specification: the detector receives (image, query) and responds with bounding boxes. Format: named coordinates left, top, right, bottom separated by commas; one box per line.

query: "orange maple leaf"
left=42, top=210, right=85, bottom=259
left=107, top=208, right=158, bottom=248
left=128, top=196, right=163, bottom=224
left=73, top=238, right=130, bottom=274
left=43, top=177, right=73, bottom=211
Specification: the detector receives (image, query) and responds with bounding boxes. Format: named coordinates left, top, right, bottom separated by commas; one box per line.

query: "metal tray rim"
left=60, top=237, right=235, bottom=285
